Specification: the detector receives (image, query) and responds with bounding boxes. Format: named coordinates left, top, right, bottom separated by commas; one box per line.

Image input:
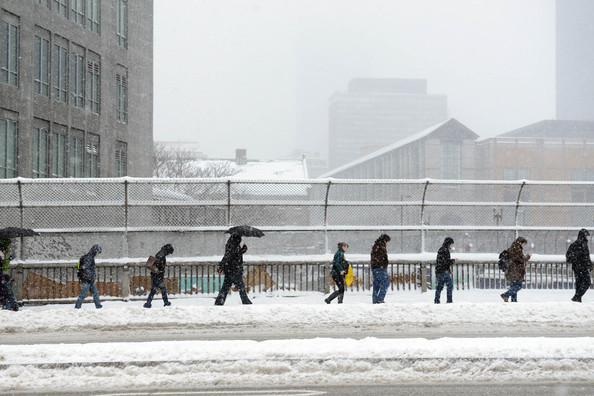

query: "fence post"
left=121, top=264, right=130, bottom=301
left=13, top=264, right=23, bottom=302
left=324, top=265, right=330, bottom=294
left=421, top=262, right=427, bottom=293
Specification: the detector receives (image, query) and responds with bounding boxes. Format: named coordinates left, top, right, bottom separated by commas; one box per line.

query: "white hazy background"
left=153, top=0, right=555, bottom=160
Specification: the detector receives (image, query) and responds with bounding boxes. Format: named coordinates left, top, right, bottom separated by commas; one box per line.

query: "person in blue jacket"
left=74, top=245, right=103, bottom=309
left=325, top=242, right=349, bottom=304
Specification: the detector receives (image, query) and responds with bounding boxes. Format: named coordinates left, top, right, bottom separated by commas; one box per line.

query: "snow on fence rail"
left=9, top=259, right=585, bottom=305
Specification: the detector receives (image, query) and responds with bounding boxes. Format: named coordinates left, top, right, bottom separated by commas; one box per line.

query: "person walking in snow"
left=325, top=242, right=349, bottom=304
left=144, top=244, right=174, bottom=308
left=0, top=273, right=18, bottom=311
left=566, top=229, right=593, bottom=303
left=434, top=237, right=456, bottom=304
left=215, top=234, right=252, bottom=305
left=74, top=245, right=103, bottom=309
left=371, top=234, right=391, bottom=304
left=500, top=237, right=531, bottom=302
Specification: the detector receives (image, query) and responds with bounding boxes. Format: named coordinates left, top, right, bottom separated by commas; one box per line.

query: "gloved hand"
left=242, top=244, right=248, bottom=253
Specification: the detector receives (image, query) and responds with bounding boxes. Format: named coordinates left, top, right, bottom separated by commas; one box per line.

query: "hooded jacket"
left=566, top=229, right=593, bottom=272
left=220, top=235, right=245, bottom=276
left=371, top=236, right=389, bottom=270
left=153, top=244, right=174, bottom=278
left=506, top=238, right=530, bottom=281
left=435, top=238, right=455, bottom=274
left=80, top=245, right=101, bottom=283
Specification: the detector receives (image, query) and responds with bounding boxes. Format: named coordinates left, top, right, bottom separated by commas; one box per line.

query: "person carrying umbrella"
left=0, top=238, right=13, bottom=274
left=214, top=234, right=252, bottom=305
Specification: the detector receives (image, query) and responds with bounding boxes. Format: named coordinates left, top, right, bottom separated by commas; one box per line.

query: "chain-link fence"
left=1, top=178, right=593, bottom=260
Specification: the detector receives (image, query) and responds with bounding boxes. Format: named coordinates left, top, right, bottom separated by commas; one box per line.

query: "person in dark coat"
left=74, top=244, right=103, bottom=309
left=214, top=234, right=252, bottom=305
left=434, top=237, right=457, bottom=304
left=566, top=229, right=593, bottom=303
left=325, top=242, right=349, bottom=304
left=371, top=234, right=391, bottom=304
left=0, top=273, right=18, bottom=311
left=144, top=243, right=174, bottom=308
left=500, top=237, right=531, bottom=302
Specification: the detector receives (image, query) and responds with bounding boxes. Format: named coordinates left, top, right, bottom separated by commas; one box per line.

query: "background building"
left=556, top=0, right=594, bottom=121
left=328, top=78, right=448, bottom=170
left=0, top=0, right=153, bottom=178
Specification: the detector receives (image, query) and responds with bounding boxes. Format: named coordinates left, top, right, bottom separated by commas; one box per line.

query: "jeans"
left=502, top=280, right=524, bottom=302
left=574, top=270, right=592, bottom=300
left=215, top=272, right=252, bottom=305
left=372, top=268, right=390, bottom=304
left=75, top=281, right=102, bottom=308
left=327, top=274, right=345, bottom=303
left=146, top=275, right=169, bottom=306
left=434, top=272, right=453, bottom=303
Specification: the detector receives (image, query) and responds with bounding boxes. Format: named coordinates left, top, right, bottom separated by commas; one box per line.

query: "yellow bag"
left=345, top=263, right=353, bottom=286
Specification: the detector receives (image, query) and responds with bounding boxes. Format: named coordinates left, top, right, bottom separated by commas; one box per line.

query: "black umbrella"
left=0, top=227, right=40, bottom=239
left=225, top=225, right=265, bottom=238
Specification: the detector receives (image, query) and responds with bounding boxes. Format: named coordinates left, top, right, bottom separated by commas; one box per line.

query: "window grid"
left=51, top=132, right=67, bottom=177
left=33, top=127, right=49, bottom=178
left=116, top=0, right=128, bottom=48
left=53, top=44, right=68, bottom=102
left=0, top=119, right=18, bottom=178
left=1, top=21, right=19, bottom=87
left=86, top=60, right=100, bottom=114
left=70, top=136, right=84, bottom=177
left=116, top=141, right=127, bottom=177
left=53, top=0, right=68, bottom=18
left=34, top=36, right=50, bottom=96
left=87, top=0, right=101, bottom=34
left=86, top=134, right=99, bottom=177
left=71, top=52, right=85, bottom=108
left=70, top=0, right=85, bottom=25
left=116, top=72, right=128, bottom=123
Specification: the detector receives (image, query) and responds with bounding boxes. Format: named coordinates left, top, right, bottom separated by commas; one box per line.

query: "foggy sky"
left=154, top=0, right=555, bottom=160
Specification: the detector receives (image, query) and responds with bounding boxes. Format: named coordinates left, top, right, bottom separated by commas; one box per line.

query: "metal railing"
left=8, top=259, right=586, bottom=305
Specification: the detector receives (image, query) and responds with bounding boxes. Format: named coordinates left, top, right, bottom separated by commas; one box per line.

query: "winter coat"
left=371, top=239, right=389, bottom=270
left=331, top=247, right=348, bottom=277
left=506, top=239, right=530, bottom=281
left=153, top=250, right=168, bottom=278
left=80, top=245, right=101, bottom=283
left=220, top=235, right=245, bottom=276
left=435, top=243, right=454, bottom=274
left=0, top=238, right=11, bottom=274
left=566, top=229, right=593, bottom=272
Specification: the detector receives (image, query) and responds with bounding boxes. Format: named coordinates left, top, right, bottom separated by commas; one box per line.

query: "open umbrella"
left=0, top=227, right=40, bottom=239
left=225, top=225, right=264, bottom=238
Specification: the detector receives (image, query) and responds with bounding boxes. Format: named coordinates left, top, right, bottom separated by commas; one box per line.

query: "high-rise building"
left=328, top=78, right=447, bottom=170
left=0, top=0, right=153, bottom=178
left=556, top=0, right=594, bottom=121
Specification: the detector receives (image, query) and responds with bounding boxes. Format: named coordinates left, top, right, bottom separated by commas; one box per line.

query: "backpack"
left=498, top=249, right=510, bottom=272
left=146, top=255, right=159, bottom=274
left=76, top=256, right=85, bottom=279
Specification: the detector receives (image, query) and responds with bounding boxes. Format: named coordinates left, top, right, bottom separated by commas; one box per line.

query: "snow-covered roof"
left=230, top=160, right=308, bottom=180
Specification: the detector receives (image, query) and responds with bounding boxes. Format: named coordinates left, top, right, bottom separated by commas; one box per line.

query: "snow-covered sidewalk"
left=1, top=290, right=594, bottom=393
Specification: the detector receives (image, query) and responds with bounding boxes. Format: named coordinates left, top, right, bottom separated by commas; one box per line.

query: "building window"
left=86, top=133, right=99, bottom=177
left=37, top=0, right=51, bottom=8
left=53, top=0, right=68, bottom=18
left=71, top=52, right=85, bottom=108
left=34, top=36, right=50, bottom=97
left=86, top=60, right=100, bottom=114
left=70, top=0, right=85, bottom=26
left=0, top=118, right=17, bottom=178
left=503, top=169, right=530, bottom=180
left=33, top=127, right=49, bottom=178
left=53, top=44, right=68, bottom=103
left=116, top=141, right=127, bottom=177
left=87, top=0, right=101, bottom=34
left=441, top=142, right=461, bottom=179
left=116, top=71, right=128, bottom=123
left=116, top=0, right=128, bottom=48
left=70, top=135, right=83, bottom=177
left=0, top=20, right=19, bottom=87
left=51, top=132, right=67, bottom=177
